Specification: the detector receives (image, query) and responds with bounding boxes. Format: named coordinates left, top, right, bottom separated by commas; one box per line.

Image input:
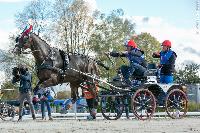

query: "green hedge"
left=187, top=102, right=200, bottom=112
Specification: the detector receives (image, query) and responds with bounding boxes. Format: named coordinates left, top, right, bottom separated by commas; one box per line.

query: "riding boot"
left=49, top=116, right=53, bottom=121
left=32, top=114, right=36, bottom=120
left=42, top=115, right=46, bottom=120
left=18, top=116, right=22, bottom=121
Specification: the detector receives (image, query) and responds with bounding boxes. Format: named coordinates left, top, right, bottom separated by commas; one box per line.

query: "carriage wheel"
left=132, top=89, right=156, bottom=120
left=101, top=95, right=124, bottom=120
left=165, top=89, right=188, bottom=119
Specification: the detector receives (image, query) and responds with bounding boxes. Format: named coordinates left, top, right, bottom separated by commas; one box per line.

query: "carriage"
left=13, top=25, right=188, bottom=121
left=98, top=63, right=188, bottom=120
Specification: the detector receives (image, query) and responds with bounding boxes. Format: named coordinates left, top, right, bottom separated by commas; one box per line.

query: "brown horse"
left=13, top=26, right=100, bottom=102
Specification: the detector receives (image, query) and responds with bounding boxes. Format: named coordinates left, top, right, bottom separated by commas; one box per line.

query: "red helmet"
left=162, top=40, right=171, bottom=48
left=127, top=39, right=137, bottom=48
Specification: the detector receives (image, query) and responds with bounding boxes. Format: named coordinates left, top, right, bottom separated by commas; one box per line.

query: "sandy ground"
left=1, top=116, right=200, bottom=133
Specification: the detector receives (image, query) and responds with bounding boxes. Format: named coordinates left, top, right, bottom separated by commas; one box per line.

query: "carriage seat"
left=145, top=63, right=158, bottom=76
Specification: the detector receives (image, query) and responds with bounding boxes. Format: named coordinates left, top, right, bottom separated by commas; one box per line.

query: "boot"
left=32, top=114, right=36, bottom=120
left=18, top=116, right=22, bottom=121
left=42, top=116, right=45, bottom=120
left=49, top=116, right=53, bottom=121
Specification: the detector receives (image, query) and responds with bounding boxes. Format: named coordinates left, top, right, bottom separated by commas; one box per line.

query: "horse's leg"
left=70, top=84, right=79, bottom=103
left=40, top=74, right=58, bottom=88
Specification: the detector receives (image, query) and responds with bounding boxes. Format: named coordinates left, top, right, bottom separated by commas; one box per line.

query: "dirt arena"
left=1, top=117, right=200, bottom=133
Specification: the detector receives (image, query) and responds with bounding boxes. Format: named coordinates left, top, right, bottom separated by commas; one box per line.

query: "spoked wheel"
left=165, top=89, right=188, bottom=119
left=132, top=89, right=156, bottom=120
left=101, top=95, right=124, bottom=120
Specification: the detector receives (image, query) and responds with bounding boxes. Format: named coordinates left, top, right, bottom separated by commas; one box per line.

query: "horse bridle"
left=14, top=32, right=41, bottom=54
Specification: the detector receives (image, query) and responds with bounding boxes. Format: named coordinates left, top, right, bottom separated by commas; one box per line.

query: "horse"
left=13, top=26, right=100, bottom=118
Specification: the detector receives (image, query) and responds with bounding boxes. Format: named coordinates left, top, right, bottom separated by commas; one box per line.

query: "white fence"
left=25, top=112, right=200, bottom=120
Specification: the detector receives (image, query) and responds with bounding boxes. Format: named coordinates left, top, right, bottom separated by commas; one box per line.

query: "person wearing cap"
left=12, top=65, right=36, bottom=121
left=108, top=38, right=147, bottom=87
left=152, top=40, right=177, bottom=84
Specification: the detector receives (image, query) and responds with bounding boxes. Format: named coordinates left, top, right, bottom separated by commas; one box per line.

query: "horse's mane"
left=30, top=32, right=97, bottom=64
left=31, top=32, right=51, bottom=49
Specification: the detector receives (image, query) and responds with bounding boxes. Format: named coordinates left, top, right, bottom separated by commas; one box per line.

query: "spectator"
left=12, top=65, right=36, bottom=121
left=36, top=86, right=56, bottom=120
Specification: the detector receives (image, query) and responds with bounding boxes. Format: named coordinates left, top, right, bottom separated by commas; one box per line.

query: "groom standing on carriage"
left=152, top=40, right=177, bottom=84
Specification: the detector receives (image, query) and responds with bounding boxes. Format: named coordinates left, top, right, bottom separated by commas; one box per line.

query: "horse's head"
left=13, top=25, right=33, bottom=55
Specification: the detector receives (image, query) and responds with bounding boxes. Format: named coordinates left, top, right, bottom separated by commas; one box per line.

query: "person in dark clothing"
left=152, top=40, right=177, bottom=84
left=12, top=65, right=36, bottom=121
left=108, top=39, right=147, bottom=86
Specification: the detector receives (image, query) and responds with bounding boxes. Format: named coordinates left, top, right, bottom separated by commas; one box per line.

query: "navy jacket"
left=12, top=71, right=32, bottom=93
left=110, top=48, right=147, bottom=68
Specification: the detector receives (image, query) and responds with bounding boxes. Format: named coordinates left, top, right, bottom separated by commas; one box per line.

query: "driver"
left=108, top=37, right=147, bottom=87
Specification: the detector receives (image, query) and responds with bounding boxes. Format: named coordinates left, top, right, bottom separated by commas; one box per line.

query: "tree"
left=15, top=0, right=52, bottom=39
left=134, top=32, right=160, bottom=64
left=174, top=63, right=200, bottom=84
left=0, top=80, right=18, bottom=100
left=52, top=0, right=96, bottom=54
left=88, top=9, right=136, bottom=79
